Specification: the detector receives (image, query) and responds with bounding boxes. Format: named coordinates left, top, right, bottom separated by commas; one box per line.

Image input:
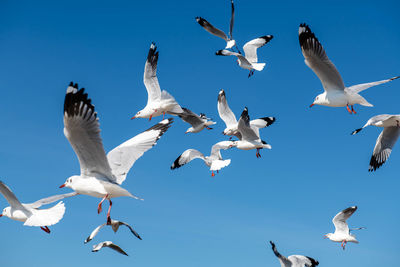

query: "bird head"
left=310, top=94, right=325, bottom=107
left=59, top=175, right=78, bottom=189
left=0, top=207, right=11, bottom=218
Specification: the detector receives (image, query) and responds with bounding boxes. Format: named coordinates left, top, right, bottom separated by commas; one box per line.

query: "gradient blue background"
left=0, top=0, right=399, bottom=266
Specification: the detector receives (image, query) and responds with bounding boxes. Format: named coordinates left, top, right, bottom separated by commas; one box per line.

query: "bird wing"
left=63, top=83, right=113, bottom=179
left=243, top=35, right=273, bottom=63
left=288, top=255, right=319, bottom=267
left=107, top=118, right=173, bottom=184
left=84, top=223, right=106, bottom=243
left=108, top=242, right=129, bottom=256
left=229, top=0, right=235, bottom=39
left=250, top=117, right=276, bottom=129
left=171, top=149, right=206, bottom=169
left=269, top=241, right=291, bottom=266
left=346, top=76, right=400, bottom=94
left=237, top=108, right=260, bottom=141
left=332, top=206, right=357, bottom=234
left=144, top=43, right=162, bottom=105
left=92, top=241, right=128, bottom=256
left=178, top=108, right=204, bottom=128
left=210, top=141, right=234, bottom=158
left=217, top=89, right=237, bottom=127
left=369, top=126, right=400, bottom=171
left=24, top=201, right=66, bottom=226
left=119, top=221, right=142, bottom=240
left=298, top=23, right=345, bottom=92
left=196, top=17, right=228, bottom=41
left=25, top=192, right=78, bottom=209
left=0, top=181, right=27, bottom=211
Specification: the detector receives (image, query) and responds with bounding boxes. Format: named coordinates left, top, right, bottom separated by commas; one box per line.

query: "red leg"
left=351, top=105, right=357, bottom=114
left=40, top=226, right=51, bottom=234
left=211, top=171, right=215, bottom=177
left=346, top=104, right=352, bottom=114
left=97, top=195, right=108, bottom=214
left=106, top=199, right=112, bottom=222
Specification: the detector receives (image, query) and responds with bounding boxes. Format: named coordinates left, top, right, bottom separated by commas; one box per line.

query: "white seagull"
left=231, top=107, right=272, bottom=158
left=85, top=218, right=141, bottom=243
left=216, top=35, right=273, bottom=77
left=131, top=43, right=183, bottom=120
left=218, top=89, right=275, bottom=139
left=351, top=114, right=400, bottom=171
left=59, top=82, right=173, bottom=221
left=196, top=0, right=237, bottom=50
left=171, top=141, right=235, bottom=177
left=0, top=181, right=76, bottom=233
left=269, top=241, right=319, bottom=267
left=92, top=241, right=128, bottom=256
left=299, top=23, right=399, bottom=113
left=178, top=107, right=216, bottom=133
left=324, top=206, right=365, bottom=250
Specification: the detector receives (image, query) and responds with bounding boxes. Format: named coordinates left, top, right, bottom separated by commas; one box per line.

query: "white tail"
left=210, top=159, right=231, bottom=171
left=24, top=201, right=66, bottom=227
left=252, top=63, right=266, bottom=71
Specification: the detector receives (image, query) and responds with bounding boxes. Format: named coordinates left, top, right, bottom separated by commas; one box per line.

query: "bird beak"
left=309, top=103, right=315, bottom=108
left=59, top=183, right=66, bottom=188
left=0, top=214, right=2, bottom=217
left=323, top=235, right=328, bottom=239
left=130, top=116, right=136, bottom=120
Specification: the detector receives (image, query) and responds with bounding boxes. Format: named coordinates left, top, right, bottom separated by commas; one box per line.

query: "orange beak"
left=323, top=235, right=328, bottom=239
left=59, top=184, right=66, bottom=188
left=130, top=116, right=136, bottom=120
left=309, top=103, right=315, bottom=108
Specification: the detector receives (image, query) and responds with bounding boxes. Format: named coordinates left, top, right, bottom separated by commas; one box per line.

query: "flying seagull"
left=0, top=181, right=77, bottom=233
left=324, top=206, right=365, bottom=250
left=92, top=241, right=128, bottom=256
left=196, top=0, right=237, bottom=50
left=178, top=107, right=216, bottom=133
left=132, top=43, right=183, bottom=120
left=171, top=141, right=235, bottom=176
left=59, top=82, right=173, bottom=221
left=269, top=241, right=319, bottom=267
left=85, top=218, right=142, bottom=243
left=217, top=89, right=275, bottom=139
left=216, top=35, right=273, bottom=77
left=299, top=23, right=399, bottom=113
left=231, top=107, right=272, bottom=157
left=351, top=114, right=400, bottom=171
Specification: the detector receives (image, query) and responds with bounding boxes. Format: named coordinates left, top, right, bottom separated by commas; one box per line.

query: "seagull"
left=85, top=218, right=142, bottom=243
left=299, top=23, right=399, bottom=114
left=59, top=82, right=173, bottom=221
left=231, top=107, right=272, bottom=158
left=171, top=141, right=235, bottom=177
left=216, top=35, right=273, bottom=77
left=92, top=241, right=128, bottom=256
left=196, top=0, right=237, bottom=50
left=131, top=43, right=183, bottom=120
left=178, top=107, right=216, bottom=133
left=351, top=114, right=400, bottom=171
left=0, top=181, right=77, bottom=233
left=324, top=206, right=365, bottom=250
left=269, top=241, right=319, bottom=267
left=217, top=89, right=275, bottom=139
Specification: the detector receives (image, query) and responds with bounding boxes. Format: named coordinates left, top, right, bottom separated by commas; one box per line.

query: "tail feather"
left=24, top=201, right=66, bottom=227
left=210, top=159, right=231, bottom=171
left=252, top=63, right=266, bottom=71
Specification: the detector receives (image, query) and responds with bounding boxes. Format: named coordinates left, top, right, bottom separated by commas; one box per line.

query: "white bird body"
left=60, top=82, right=173, bottom=220
left=299, top=23, right=399, bottom=113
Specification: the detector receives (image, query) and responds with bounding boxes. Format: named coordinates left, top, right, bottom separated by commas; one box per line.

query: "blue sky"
left=0, top=0, right=399, bottom=266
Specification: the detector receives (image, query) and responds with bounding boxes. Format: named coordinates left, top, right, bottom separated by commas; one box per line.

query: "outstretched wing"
left=119, top=221, right=142, bottom=240
left=332, top=206, right=357, bottom=234
left=229, top=0, right=235, bottom=39
left=369, top=127, right=400, bottom=171
left=63, top=82, right=113, bottom=179
left=288, top=255, right=319, bottom=267
left=0, top=181, right=27, bottom=211
left=217, top=89, right=237, bottom=127
left=84, top=223, right=106, bottom=243
left=196, top=17, right=228, bottom=41
left=107, top=119, right=173, bottom=184
left=171, top=149, right=206, bottom=169
left=178, top=108, right=204, bottom=128
left=269, top=241, right=291, bottom=266
left=25, top=192, right=78, bottom=209
left=237, top=107, right=260, bottom=141
left=243, top=35, right=273, bottom=63
left=144, top=43, right=162, bottom=104
left=347, top=76, right=400, bottom=94
left=299, top=23, right=345, bottom=92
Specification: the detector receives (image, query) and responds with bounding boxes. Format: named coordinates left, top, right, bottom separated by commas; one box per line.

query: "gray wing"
left=92, top=241, right=128, bottom=256
left=178, top=108, right=204, bottom=128
left=0, top=181, right=27, bottom=211
left=369, top=127, right=400, bottom=171
left=108, top=243, right=128, bottom=256
left=299, top=24, right=345, bottom=92
left=144, top=43, right=162, bottom=104
left=196, top=17, right=228, bottom=41
left=346, top=76, right=400, bottom=94
left=63, top=83, right=113, bottom=179
left=171, top=149, right=206, bottom=169
left=217, top=89, right=237, bottom=128
left=215, top=49, right=251, bottom=64
left=119, top=221, right=142, bottom=240
left=288, top=255, right=319, bottom=267
left=269, top=241, right=291, bottom=267
left=210, top=141, right=234, bottom=159
left=229, top=0, right=234, bottom=39
left=237, top=107, right=260, bottom=141
left=25, top=192, right=78, bottom=209
left=243, top=35, right=273, bottom=63
left=84, top=223, right=106, bottom=243
left=332, top=206, right=357, bottom=234
left=107, top=119, right=173, bottom=184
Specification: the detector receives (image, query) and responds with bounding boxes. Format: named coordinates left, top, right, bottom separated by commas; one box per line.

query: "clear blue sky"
left=0, top=0, right=399, bottom=266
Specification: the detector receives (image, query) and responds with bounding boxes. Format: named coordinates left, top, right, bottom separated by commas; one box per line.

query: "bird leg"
left=163, top=112, right=165, bottom=120
left=346, top=104, right=352, bottom=114
left=256, top=148, right=262, bottom=158
left=229, top=137, right=232, bottom=141
left=211, top=171, right=215, bottom=177
left=206, top=126, right=213, bottom=130
left=106, top=199, right=112, bottom=223
left=351, top=105, right=357, bottom=114
left=40, top=226, right=51, bottom=234
left=341, top=240, right=347, bottom=250
left=248, top=70, right=255, bottom=78
left=217, top=170, right=219, bottom=174
left=97, top=194, right=108, bottom=214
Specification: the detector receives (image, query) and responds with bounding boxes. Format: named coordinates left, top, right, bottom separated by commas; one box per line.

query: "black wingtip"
left=298, top=23, right=318, bottom=48
left=305, top=256, right=319, bottom=266
left=171, top=155, right=182, bottom=170
left=69, top=81, right=74, bottom=87
left=215, top=50, right=223, bottom=56
left=260, top=35, right=274, bottom=43
left=351, top=128, right=363, bottom=135
left=196, top=17, right=206, bottom=26
left=369, top=155, right=385, bottom=172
